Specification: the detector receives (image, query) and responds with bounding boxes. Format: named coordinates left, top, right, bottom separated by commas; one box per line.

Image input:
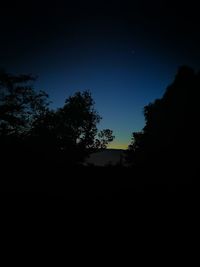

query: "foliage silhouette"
left=0, top=69, right=50, bottom=163
left=1, top=67, right=195, bottom=196
left=0, top=70, right=114, bottom=166
left=32, top=90, right=115, bottom=164
left=126, top=66, right=200, bottom=181
left=0, top=69, right=49, bottom=137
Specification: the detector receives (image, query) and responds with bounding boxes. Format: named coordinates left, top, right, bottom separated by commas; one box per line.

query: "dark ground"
left=0, top=160, right=196, bottom=199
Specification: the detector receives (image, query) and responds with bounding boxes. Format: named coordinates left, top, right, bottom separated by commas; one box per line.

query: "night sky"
left=1, top=0, right=200, bottom=149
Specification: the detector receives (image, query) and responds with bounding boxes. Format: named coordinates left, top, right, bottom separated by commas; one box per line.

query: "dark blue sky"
left=1, top=0, right=200, bottom=148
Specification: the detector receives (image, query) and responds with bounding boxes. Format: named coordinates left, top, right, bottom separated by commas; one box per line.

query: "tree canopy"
left=0, top=70, right=114, bottom=165
left=0, top=69, right=49, bottom=138
left=126, top=66, right=200, bottom=179
left=32, top=90, right=115, bottom=163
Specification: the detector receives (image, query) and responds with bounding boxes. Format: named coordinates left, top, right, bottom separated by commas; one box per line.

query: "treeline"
left=126, top=66, right=200, bottom=182
left=0, top=70, right=114, bottom=167
left=0, top=66, right=199, bottom=185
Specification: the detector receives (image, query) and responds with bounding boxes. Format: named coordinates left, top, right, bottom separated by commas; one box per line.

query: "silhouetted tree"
left=127, top=66, right=200, bottom=180
left=0, top=70, right=114, bottom=166
left=32, top=90, right=115, bottom=164
left=0, top=69, right=49, bottom=138
left=0, top=69, right=49, bottom=162
left=96, top=129, right=114, bottom=149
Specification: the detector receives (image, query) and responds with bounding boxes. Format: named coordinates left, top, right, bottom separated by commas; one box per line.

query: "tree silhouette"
left=31, top=90, right=115, bottom=164
left=0, top=70, right=115, bottom=166
left=0, top=69, right=49, bottom=138
left=127, top=66, right=200, bottom=180
left=0, top=69, right=50, bottom=163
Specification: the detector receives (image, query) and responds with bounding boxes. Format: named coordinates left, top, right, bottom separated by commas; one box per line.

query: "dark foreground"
left=0, top=160, right=197, bottom=199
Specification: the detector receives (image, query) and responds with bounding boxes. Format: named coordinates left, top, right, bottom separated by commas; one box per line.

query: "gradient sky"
left=1, top=0, right=200, bottom=148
